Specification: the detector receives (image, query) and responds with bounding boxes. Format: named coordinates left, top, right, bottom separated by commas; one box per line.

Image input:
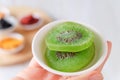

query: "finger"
left=11, top=67, right=62, bottom=80
left=28, top=58, right=42, bottom=68
left=11, top=58, right=47, bottom=80
left=65, top=71, right=103, bottom=80
left=65, top=71, right=96, bottom=80
left=88, top=72, right=103, bottom=80
left=22, top=58, right=62, bottom=80
left=43, top=72, right=62, bottom=80
left=96, top=41, right=112, bottom=72
left=29, top=58, right=63, bottom=79
left=11, top=77, right=24, bottom=80
left=14, top=67, right=47, bottom=80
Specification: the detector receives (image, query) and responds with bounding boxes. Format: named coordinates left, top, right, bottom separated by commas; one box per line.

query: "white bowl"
left=0, top=16, right=18, bottom=35
left=0, top=33, right=24, bottom=54
left=32, top=20, right=107, bottom=76
left=19, top=13, right=43, bottom=30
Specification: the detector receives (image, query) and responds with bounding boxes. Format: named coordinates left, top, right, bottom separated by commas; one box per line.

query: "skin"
left=11, top=41, right=112, bottom=80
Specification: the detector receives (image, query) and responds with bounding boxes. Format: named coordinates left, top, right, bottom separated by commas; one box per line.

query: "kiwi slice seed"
left=56, top=52, right=76, bottom=60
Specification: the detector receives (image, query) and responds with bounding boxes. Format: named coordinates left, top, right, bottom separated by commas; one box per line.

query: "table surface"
left=0, top=0, right=120, bottom=80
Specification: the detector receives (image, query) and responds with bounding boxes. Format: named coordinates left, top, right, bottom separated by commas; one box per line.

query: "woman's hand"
left=11, top=41, right=112, bottom=80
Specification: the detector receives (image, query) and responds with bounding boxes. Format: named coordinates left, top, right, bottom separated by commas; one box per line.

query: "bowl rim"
left=32, top=20, right=107, bottom=76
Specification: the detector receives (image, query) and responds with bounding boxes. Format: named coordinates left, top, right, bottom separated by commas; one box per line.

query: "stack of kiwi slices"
left=45, top=22, right=95, bottom=72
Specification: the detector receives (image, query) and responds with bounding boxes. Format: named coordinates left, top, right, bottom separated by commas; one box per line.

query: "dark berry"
left=0, top=18, right=12, bottom=29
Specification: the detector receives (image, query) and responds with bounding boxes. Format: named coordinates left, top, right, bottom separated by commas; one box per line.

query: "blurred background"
left=0, top=0, right=120, bottom=80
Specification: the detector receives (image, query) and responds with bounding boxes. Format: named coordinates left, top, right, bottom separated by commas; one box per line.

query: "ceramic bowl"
left=19, top=13, right=43, bottom=30
left=0, top=16, right=18, bottom=35
left=0, top=33, right=25, bottom=54
left=32, top=20, right=107, bottom=76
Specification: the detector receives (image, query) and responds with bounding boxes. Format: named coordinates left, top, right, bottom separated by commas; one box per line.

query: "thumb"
left=96, top=41, right=112, bottom=72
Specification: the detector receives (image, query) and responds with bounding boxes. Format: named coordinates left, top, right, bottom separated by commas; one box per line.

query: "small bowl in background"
left=19, top=13, right=43, bottom=30
left=0, top=16, right=18, bottom=35
left=0, top=33, right=25, bottom=54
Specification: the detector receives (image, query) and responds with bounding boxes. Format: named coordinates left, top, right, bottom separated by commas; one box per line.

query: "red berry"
left=20, top=14, right=39, bottom=25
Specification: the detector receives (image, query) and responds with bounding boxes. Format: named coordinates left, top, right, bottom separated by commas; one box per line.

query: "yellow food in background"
left=0, top=37, right=23, bottom=49
left=0, top=12, right=5, bottom=19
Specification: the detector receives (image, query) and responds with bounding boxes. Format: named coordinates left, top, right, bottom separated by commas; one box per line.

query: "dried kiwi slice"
left=45, top=22, right=94, bottom=52
left=45, top=43, right=95, bottom=72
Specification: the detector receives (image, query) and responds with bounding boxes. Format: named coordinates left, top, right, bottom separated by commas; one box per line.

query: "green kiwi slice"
left=45, top=22, right=94, bottom=52
left=45, top=43, right=95, bottom=72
